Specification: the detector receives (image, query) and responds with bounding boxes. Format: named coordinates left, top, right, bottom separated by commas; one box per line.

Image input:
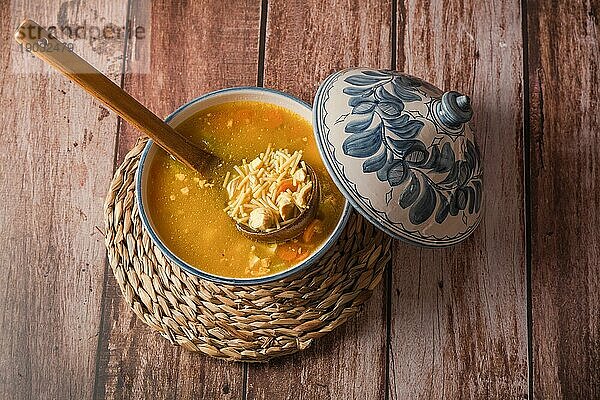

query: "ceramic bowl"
left=136, top=87, right=352, bottom=285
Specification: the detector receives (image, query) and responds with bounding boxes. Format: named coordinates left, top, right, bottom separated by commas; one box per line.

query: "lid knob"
left=437, top=91, right=473, bottom=128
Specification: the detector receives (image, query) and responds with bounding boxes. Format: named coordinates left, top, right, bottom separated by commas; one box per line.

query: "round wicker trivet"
left=104, top=139, right=392, bottom=362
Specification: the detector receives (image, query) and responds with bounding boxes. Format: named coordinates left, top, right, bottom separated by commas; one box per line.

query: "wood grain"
left=389, top=1, right=528, bottom=398
left=93, top=0, right=261, bottom=399
left=4, top=1, right=600, bottom=398
left=14, top=19, right=221, bottom=174
left=114, top=0, right=263, bottom=165
left=527, top=0, right=600, bottom=398
left=246, top=1, right=392, bottom=399
left=0, top=1, right=127, bottom=399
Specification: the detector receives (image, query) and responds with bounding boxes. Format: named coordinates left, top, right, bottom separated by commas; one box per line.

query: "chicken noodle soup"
left=146, top=101, right=345, bottom=278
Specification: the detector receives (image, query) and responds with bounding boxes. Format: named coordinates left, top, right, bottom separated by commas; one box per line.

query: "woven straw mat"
left=104, top=139, right=392, bottom=362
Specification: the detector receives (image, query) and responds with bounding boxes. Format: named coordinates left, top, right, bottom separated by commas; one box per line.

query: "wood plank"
left=93, top=0, right=261, bottom=398
left=114, top=0, right=263, bottom=165
left=527, top=1, right=600, bottom=398
left=246, top=1, right=392, bottom=399
left=389, top=1, right=528, bottom=398
left=0, top=1, right=128, bottom=399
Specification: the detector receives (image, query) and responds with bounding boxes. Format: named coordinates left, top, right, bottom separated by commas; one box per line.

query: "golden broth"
left=146, top=101, right=345, bottom=278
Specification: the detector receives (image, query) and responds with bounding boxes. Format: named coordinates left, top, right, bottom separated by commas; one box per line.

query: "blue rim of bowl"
left=135, top=86, right=352, bottom=285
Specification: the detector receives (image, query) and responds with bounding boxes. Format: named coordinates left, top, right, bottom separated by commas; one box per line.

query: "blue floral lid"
left=313, top=68, right=483, bottom=247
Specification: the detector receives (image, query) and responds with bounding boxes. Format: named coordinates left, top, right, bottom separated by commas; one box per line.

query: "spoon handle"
left=14, top=19, right=220, bottom=174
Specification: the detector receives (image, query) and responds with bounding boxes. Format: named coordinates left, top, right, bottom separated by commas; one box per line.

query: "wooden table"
left=1, top=1, right=598, bottom=399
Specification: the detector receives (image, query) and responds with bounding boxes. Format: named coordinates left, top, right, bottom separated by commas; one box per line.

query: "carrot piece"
left=296, top=248, right=310, bottom=261
left=302, top=219, right=323, bottom=243
left=276, top=244, right=299, bottom=262
left=275, top=179, right=297, bottom=198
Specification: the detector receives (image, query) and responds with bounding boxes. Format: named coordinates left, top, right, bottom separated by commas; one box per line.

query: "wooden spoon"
left=15, top=19, right=321, bottom=243
left=14, top=19, right=221, bottom=174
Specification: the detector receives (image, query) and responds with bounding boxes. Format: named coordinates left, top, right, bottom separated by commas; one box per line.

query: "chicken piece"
left=292, top=167, right=307, bottom=183
left=247, top=253, right=271, bottom=277
left=248, top=207, right=276, bottom=231
left=292, top=182, right=313, bottom=208
left=248, top=253, right=260, bottom=270
left=276, top=192, right=297, bottom=221
left=256, top=258, right=271, bottom=275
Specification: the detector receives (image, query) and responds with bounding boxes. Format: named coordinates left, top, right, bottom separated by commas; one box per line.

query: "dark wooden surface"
left=1, top=0, right=598, bottom=399
left=390, top=1, right=528, bottom=398
left=1, top=2, right=127, bottom=399
left=527, top=0, right=600, bottom=399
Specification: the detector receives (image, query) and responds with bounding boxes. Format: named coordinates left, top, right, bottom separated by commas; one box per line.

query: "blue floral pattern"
left=339, top=70, right=482, bottom=227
